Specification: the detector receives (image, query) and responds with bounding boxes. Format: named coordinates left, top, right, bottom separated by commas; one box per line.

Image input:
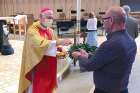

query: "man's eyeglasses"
left=102, top=17, right=111, bottom=22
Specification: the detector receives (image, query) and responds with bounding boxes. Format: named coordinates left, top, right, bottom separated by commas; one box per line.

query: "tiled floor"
left=0, top=40, right=23, bottom=93
left=0, top=35, right=140, bottom=93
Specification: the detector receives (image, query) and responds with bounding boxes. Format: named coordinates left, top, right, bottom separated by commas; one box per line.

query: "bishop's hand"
left=60, top=39, right=72, bottom=46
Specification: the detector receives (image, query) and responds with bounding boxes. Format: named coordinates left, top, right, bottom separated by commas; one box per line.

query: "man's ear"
left=109, top=17, right=114, bottom=29
left=110, top=17, right=114, bottom=25
left=110, top=17, right=113, bottom=23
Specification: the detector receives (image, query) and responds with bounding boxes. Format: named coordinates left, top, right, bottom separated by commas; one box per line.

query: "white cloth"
left=45, top=40, right=56, bottom=57
left=86, top=31, right=98, bottom=47
left=87, top=18, right=97, bottom=30
left=27, top=84, right=32, bottom=93
left=13, top=15, right=28, bottom=24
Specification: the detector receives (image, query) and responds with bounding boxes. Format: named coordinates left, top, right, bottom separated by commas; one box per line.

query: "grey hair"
left=122, top=5, right=131, bottom=14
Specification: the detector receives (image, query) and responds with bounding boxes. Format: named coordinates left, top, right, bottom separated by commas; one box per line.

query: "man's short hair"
left=109, top=6, right=127, bottom=24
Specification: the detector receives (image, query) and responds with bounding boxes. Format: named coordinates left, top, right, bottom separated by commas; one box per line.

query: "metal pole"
left=73, top=0, right=81, bottom=66
left=76, top=0, right=81, bottom=31
left=76, top=0, right=81, bottom=44
left=74, top=0, right=81, bottom=45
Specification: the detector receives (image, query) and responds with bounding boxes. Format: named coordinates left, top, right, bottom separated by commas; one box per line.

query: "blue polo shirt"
left=78, top=30, right=137, bottom=93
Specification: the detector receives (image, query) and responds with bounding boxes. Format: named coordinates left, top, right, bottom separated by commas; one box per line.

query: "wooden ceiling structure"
left=0, top=0, right=120, bottom=19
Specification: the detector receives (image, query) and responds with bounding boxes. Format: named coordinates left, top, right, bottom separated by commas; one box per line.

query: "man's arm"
left=56, top=38, right=72, bottom=46
left=78, top=41, right=119, bottom=71
left=56, top=39, right=63, bottom=45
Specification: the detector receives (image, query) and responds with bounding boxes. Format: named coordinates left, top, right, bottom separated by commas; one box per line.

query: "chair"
left=26, top=14, right=34, bottom=28
left=13, top=16, right=27, bottom=39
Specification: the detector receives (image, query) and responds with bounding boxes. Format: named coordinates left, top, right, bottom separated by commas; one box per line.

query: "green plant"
left=68, top=43, right=97, bottom=59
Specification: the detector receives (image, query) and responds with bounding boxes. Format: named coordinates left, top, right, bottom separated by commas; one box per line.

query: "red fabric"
left=40, top=8, right=53, bottom=16
left=33, top=56, right=57, bottom=93
left=38, top=28, right=52, bottom=40
left=41, top=8, right=50, bottom=13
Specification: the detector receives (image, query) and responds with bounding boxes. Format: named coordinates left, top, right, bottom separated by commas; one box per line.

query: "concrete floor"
left=57, top=36, right=140, bottom=93
left=0, top=40, right=23, bottom=93
left=0, top=35, right=140, bottom=93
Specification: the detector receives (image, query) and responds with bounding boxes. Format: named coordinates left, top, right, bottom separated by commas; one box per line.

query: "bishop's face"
left=40, top=11, right=53, bottom=28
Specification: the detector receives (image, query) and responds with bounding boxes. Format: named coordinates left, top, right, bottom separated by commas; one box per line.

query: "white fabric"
left=26, top=70, right=34, bottom=93
left=13, top=15, right=28, bottom=24
left=87, top=18, right=97, bottom=30
left=45, top=40, right=56, bottom=57
left=86, top=31, right=98, bottom=47
left=27, top=84, right=32, bottom=93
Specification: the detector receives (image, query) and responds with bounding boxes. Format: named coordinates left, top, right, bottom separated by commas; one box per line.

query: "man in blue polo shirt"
left=72, top=6, right=137, bottom=93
